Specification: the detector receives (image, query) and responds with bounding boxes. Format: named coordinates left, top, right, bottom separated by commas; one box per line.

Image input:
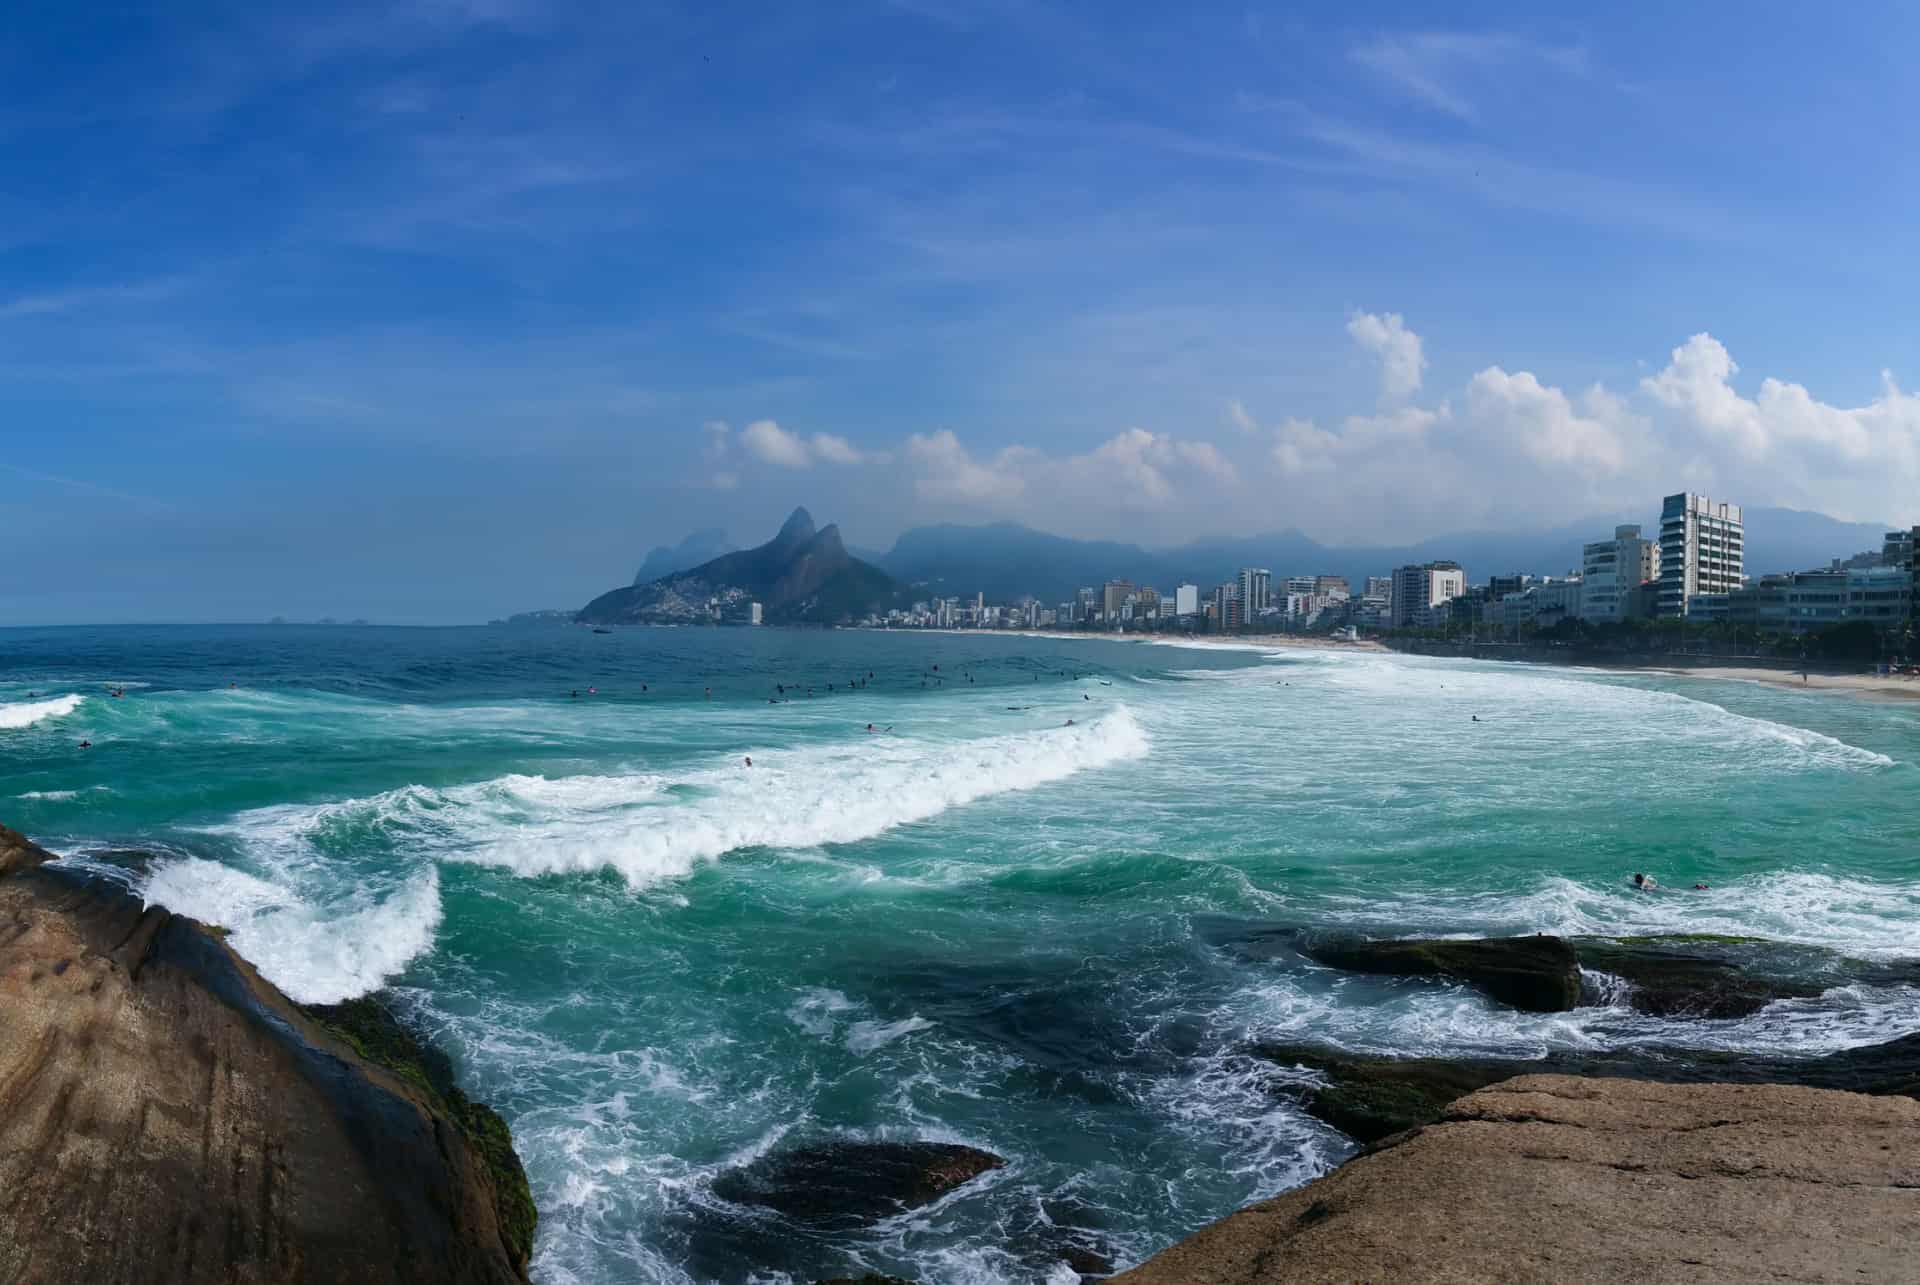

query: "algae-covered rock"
left=713, top=1140, right=1005, bottom=1226
left=1301, top=933, right=1582, bottom=1012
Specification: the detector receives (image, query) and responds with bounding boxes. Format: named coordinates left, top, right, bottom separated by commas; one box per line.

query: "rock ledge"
left=1112, top=1075, right=1920, bottom=1284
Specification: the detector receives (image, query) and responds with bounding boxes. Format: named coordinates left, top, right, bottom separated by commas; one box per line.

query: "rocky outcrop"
left=1300, top=931, right=1867, bottom=1018
left=0, top=824, right=533, bottom=1284
left=1113, top=1075, right=1920, bottom=1284
left=1300, top=933, right=1582, bottom=1011
left=711, top=1140, right=1005, bottom=1227
left=1257, top=1031, right=1920, bottom=1142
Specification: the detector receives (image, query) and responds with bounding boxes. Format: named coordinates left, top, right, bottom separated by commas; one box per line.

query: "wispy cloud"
left=1350, top=31, right=1590, bottom=121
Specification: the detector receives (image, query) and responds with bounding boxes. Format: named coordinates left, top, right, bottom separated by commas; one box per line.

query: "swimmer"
left=865, top=723, right=876, bottom=732
left=1083, top=693, right=1090, bottom=701
left=1630, top=872, right=1658, bottom=892
left=1065, top=718, right=1075, bottom=726
left=704, top=687, right=711, bottom=699
left=1693, top=882, right=1710, bottom=891
left=571, top=689, right=579, bottom=699
left=744, top=756, right=752, bottom=767
left=78, top=740, right=92, bottom=750
left=1471, top=715, right=1481, bottom=722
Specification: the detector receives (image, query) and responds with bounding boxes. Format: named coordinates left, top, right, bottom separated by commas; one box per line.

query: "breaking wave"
left=0, top=694, right=84, bottom=729
left=209, top=707, right=1150, bottom=888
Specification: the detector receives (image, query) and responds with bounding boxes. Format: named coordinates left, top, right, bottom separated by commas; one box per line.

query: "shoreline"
left=1638, top=664, right=1920, bottom=702
left=867, top=626, right=1388, bottom=656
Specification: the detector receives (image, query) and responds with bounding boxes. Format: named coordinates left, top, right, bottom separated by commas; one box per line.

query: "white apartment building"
left=1238, top=568, right=1272, bottom=614
left=1658, top=492, right=1743, bottom=617
left=1581, top=524, right=1659, bottom=622
left=1390, top=561, right=1466, bottom=627
left=1175, top=583, right=1199, bottom=616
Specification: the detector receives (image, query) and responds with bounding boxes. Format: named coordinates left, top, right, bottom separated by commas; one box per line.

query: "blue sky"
left=6, top=0, right=1920, bottom=622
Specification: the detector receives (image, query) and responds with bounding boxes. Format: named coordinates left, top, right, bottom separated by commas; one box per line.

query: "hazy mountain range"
left=616, top=507, right=1894, bottom=611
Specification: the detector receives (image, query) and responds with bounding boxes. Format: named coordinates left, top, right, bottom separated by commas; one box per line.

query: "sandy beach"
left=1649, top=665, right=1920, bottom=702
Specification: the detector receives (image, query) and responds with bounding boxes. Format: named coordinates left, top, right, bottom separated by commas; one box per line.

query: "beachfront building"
left=1485, top=576, right=1584, bottom=632
left=1582, top=524, right=1660, bottom=623
left=1313, top=575, right=1351, bottom=599
left=1390, top=561, right=1466, bottom=628
left=1658, top=492, right=1744, bottom=617
left=1175, top=583, right=1199, bottom=617
left=1237, top=568, right=1272, bottom=615
left=1213, top=582, right=1243, bottom=630
left=1710, top=566, right=1911, bottom=635
left=1101, top=581, right=1132, bottom=624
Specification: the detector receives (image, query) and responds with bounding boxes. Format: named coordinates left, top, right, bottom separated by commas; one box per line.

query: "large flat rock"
left=0, top=824, right=531, bottom=1284
left=1112, top=1075, right=1920, bottom=1284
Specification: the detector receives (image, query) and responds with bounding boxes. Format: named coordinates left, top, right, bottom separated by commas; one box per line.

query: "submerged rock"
left=1112, top=1075, right=1920, bottom=1284
left=712, top=1141, right=1005, bottom=1227
left=1300, top=932, right=1582, bottom=1012
left=1257, top=1031, right=1920, bottom=1141
left=0, top=823, right=533, bottom=1284
left=1299, top=930, right=1888, bottom=1020
left=1573, top=936, right=1827, bottom=1018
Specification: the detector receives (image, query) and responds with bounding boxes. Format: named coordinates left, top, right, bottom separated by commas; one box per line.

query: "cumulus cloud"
left=809, top=431, right=865, bottom=464
left=740, top=418, right=814, bottom=468
left=709, top=315, right=1920, bottom=545
left=1467, top=367, right=1630, bottom=473
left=1347, top=311, right=1426, bottom=404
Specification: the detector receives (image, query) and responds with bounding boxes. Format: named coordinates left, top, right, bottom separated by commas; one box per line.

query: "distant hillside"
left=871, top=507, right=1897, bottom=602
left=580, top=508, right=901, bottom=625
left=633, top=528, right=736, bottom=585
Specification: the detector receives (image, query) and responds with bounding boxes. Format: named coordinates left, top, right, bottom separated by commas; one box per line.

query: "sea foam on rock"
left=0, top=823, right=534, bottom=1284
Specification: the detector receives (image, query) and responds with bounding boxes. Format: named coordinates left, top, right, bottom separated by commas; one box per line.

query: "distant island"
left=577, top=507, right=901, bottom=626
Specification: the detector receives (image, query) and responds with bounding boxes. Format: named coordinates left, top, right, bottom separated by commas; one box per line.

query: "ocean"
left=2, top=624, right=1916, bottom=1283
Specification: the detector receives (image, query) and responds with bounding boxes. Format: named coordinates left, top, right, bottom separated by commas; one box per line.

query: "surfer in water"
left=744, top=756, right=752, bottom=768
left=1630, top=872, right=1658, bottom=892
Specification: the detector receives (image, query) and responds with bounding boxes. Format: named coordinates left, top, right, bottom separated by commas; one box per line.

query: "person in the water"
left=744, top=756, right=752, bottom=767
left=1630, top=872, right=1658, bottom=891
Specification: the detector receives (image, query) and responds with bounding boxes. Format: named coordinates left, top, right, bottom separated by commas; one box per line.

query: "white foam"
left=0, top=694, right=83, bottom=729
left=847, top=1016, right=934, bottom=1054
left=140, top=857, right=442, bottom=1005
left=213, top=707, right=1150, bottom=888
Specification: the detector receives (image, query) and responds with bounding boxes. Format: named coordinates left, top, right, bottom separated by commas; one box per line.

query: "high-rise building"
left=1175, top=583, right=1199, bottom=616
left=1283, top=575, right=1316, bottom=597
left=1487, top=573, right=1532, bottom=602
left=1658, top=493, right=1743, bottom=617
left=1364, top=576, right=1392, bottom=600
left=1581, top=524, right=1660, bottom=622
left=1213, top=582, right=1242, bottom=630
left=1313, top=575, right=1350, bottom=599
left=1390, top=561, right=1465, bottom=627
left=1102, top=580, right=1133, bottom=622
left=1237, top=568, right=1271, bottom=615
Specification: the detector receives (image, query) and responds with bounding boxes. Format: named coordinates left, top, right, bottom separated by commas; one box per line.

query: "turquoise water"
left=3, top=625, right=1917, bottom=1283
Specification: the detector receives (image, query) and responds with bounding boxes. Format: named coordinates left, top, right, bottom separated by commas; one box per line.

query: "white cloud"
left=808, top=431, right=865, bottom=464
left=1350, top=32, right=1589, bottom=121
left=709, top=470, right=738, bottom=490
left=907, top=429, right=1020, bottom=502
left=1467, top=366, right=1629, bottom=473
left=701, top=419, right=731, bottom=464
left=740, top=418, right=814, bottom=468
left=723, top=316, right=1920, bottom=546
left=1347, top=311, right=1426, bottom=404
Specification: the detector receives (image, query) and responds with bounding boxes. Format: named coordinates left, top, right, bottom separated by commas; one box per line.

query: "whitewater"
left=2, top=623, right=1916, bottom=1283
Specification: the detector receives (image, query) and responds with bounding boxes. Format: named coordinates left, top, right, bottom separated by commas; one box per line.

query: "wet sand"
left=1652, top=665, right=1920, bottom=702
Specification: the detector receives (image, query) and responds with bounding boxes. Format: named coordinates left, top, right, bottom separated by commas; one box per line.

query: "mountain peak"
left=778, top=507, right=815, bottom=541
left=809, top=523, right=846, bottom=558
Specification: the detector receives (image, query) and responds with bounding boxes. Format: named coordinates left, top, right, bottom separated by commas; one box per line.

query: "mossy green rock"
left=304, top=996, right=538, bottom=1274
